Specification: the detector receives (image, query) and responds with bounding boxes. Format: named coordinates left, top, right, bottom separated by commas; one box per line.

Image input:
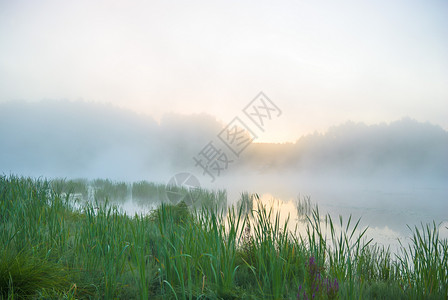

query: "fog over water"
left=1, top=100, right=447, bottom=250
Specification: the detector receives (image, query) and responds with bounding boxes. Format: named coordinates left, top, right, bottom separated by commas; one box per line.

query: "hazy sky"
left=1, top=0, right=447, bottom=142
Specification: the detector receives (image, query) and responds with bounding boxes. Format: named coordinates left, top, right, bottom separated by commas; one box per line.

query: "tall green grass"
left=93, top=179, right=129, bottom=202
left=0, top=175, right=447, bottom=299
left=131, top=180, right=165, bottom=203
left=51, top=178, right=89, bottom=199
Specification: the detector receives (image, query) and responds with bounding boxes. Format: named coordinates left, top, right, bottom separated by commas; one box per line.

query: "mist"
left=1, top=1, right=447, bottom=295
left=1, top=100, right=447, bottom=187
left=0, top=100, right=220, bottom=181
left=1, top=99, right=447, bottom=258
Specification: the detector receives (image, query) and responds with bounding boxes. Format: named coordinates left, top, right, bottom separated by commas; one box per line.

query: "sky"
left=0, top=0, right=447, bottom=142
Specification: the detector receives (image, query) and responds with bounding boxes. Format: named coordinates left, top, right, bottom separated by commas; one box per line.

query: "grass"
left=131, top=180, right=165, bottom=203
left=0, top=249, right=70, bottom=298
left=296, top=195, right=315, bottom=221
left=51, top=178, right=89, bottom=199
left=0, top=175, right=447, bottom=299
left=131, top=180, right=227, bottom=210
left=93, top=179, right=129, bottom=202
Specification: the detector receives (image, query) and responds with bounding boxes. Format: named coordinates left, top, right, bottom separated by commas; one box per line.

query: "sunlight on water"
left=250, top=193, right=407, bottom=254
left=71, top=179, right=447, bottom=255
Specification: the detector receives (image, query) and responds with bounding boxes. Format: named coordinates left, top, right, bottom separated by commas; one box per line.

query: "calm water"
left=77, top=174, right=448, bottom=254
left=221, top=175, right=448, bottom=253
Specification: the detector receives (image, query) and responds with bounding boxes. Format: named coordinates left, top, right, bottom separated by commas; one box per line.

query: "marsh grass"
left=0, top=248, right=69, bottom=298
left=93, top=179, right=128, bottom=202
left=1, top=175, right=447, bottom=299
left=131, top=180, right=227, bottom=211
left=237, top=192, right=254, bottom=217
left=396, top=222, right=448, bottom=298
left=132, top=180, right=165, bottom=203
left=51, top=178, right=89, bottom=198
left=296, top=195, right=315, bottom=221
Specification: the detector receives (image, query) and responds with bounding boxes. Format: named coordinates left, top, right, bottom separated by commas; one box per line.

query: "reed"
left=0, top=175, right=447, bottom=299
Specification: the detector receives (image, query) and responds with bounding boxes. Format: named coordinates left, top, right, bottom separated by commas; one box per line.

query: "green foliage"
left=0, top=175, right=447, bottom=299
left=131, top=180, right=164, bottom=202
left=396, top=222, right=448, bottom=299
left=93, top=178, right=128, bottom=202
left=0, top=249, right=69, bottom=298
left=149, top=200, right=193, bottom=225
left=51, top=178, right=89, bottom=198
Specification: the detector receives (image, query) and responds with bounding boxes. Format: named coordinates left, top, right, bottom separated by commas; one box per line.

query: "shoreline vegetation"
left=1, top=175, right=447, bottom=299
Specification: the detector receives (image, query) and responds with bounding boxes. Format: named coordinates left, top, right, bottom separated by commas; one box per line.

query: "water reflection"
left=57, top=178, right=448, bottom=254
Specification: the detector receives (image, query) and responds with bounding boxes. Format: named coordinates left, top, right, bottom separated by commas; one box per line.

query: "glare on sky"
left=0, top=0, right=447, bottom=142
